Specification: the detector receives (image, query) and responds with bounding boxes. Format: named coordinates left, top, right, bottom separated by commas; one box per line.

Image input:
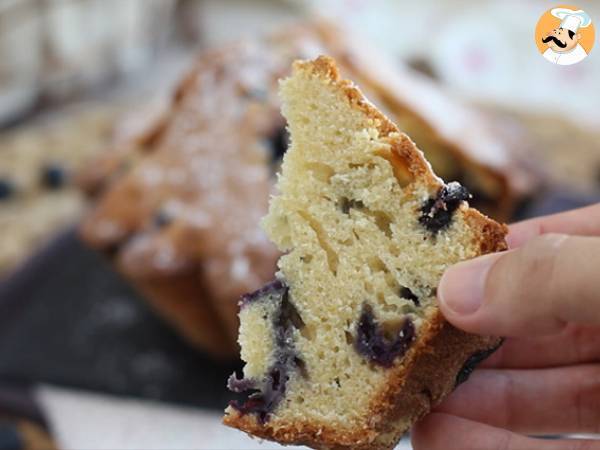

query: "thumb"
left=438, top=234, right=600, bottom=337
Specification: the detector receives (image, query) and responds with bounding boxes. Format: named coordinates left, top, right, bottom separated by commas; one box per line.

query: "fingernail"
left=438, top=253, right=500, bottom=315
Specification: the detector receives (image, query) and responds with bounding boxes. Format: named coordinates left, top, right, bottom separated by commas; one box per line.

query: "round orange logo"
left=535, top=5, right=595, bottom=65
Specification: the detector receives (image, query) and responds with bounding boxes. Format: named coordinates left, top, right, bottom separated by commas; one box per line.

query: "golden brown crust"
left=224, top=56, right=507, bottom=450
left=463, top=208, right=510, bottom=254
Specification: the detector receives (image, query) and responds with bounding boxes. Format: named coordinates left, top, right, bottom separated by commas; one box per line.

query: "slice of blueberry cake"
left=223, top=56, right=507, bottom=449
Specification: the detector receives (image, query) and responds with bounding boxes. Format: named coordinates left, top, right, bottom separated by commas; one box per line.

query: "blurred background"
left=1, top=0, right=600, bottom=449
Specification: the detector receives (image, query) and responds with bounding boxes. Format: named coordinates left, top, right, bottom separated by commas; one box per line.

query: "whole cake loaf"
left=223, top=56, right=507, bottom=449
left=80, top=22, right=520, bottom=358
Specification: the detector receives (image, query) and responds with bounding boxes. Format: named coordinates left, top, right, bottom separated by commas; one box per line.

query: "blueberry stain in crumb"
left=355, top=303, right=415, bottom=368
left=0, top=179, right=15, bottom=200
left=229, top=279, right=307, bottom=423
left=399, top=287, right=419, bottom=306
left=41, top=164, right=68, bottom=190
left=419, top=182, right=471, bottom=233
left=239, top=279, right=286, bottom=308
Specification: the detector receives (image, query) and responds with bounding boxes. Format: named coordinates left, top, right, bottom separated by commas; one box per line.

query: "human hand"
left=412, top=203, right=600, bottom=450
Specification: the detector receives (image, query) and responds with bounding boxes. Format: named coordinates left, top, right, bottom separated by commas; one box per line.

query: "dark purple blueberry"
left=229, top=360, right=298, bottom=424
left=339, top=197, right=365, bottom=214
left=239, top=279, right=286, bottom=308
left=399, top=287, right=419, bottom=306
left=0, top=179, right=15, bottom=200
left=419, top=182, right=471, bottom=233
left=276, top=287, right=305, bottom=334
left=41, top=164, right=68, bottom=190
left=266, top=127, right=289, bottom=162
left=455, top=340, right=504, bottom=387
left=354, top=303, right=415, bottom=368
left=229, top=279, right=306, bottom=422
left=0, top=423, right=23, bottom=450
left=228, top=356, right=299, bottom=424
left=152, top=209, right=173, bottom=228
left=227, top=374, right=257, bottom=393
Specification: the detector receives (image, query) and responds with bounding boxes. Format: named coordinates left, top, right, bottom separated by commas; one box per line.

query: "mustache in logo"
left=542, top=35, right=567, bottom=48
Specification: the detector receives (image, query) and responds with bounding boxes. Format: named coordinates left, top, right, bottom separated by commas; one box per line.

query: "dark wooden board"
left=0, top=229, right=240, bottom=411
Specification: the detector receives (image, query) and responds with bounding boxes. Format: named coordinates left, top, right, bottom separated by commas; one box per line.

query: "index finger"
left=439, top=234, right=600, bottom=336
left=508, top=202, right=600, bottom=248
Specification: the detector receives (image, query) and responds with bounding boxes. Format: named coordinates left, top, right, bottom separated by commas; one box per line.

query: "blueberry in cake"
left=223, top=56, right=507, bottom=449
left=40, top=164, right=68, bottom=190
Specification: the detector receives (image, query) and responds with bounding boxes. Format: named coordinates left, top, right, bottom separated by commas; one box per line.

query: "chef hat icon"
left=551, top=8, right=592, bottom=33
